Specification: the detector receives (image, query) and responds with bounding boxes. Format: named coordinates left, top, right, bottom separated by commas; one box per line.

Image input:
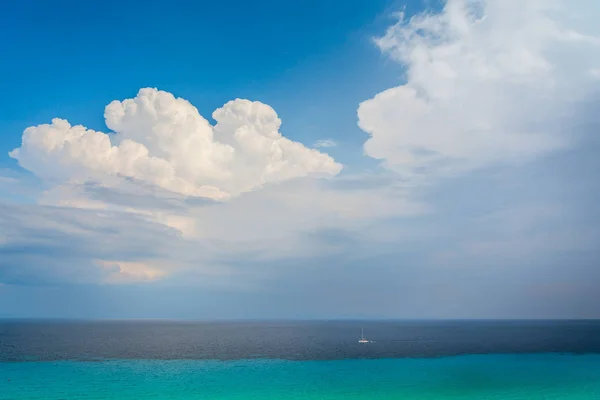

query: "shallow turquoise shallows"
left=2, top=354, right=600, bottom=399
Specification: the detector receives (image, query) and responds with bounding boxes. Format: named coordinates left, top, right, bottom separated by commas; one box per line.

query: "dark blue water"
left=1, top=320, right=599, bottom=361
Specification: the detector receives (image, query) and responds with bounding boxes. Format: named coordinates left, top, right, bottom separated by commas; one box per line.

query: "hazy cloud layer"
left=0, top=173, right=427, bottom=286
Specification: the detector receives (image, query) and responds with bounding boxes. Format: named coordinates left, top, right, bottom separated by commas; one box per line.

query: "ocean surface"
left=1, top=320, right=600, bottom=399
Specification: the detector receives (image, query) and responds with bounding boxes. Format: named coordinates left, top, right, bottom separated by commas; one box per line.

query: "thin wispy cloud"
left=314, top=139, right=338, bottom=148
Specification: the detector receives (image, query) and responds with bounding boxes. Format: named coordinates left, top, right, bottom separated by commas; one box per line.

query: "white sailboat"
left=358, top=326, right=370, bottom=343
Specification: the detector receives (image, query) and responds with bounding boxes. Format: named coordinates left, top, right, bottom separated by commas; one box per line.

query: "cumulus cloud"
left=314, top=139, right=338, bottom=148
left=10, top=88, right=342, bottom=199
left=358, top=0, right=600, bottom=181
left=4, top=91, right=423, bottom=285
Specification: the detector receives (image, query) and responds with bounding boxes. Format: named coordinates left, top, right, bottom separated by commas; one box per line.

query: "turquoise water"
left=1, top=354, right=600, bottom=399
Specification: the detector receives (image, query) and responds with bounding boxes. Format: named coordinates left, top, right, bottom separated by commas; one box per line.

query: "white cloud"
left=4, top=87, right=426, bottom=286
left=10, top=88, right=342, bottom=199
left=314, top=139, right=338, bottom=148
left=358, top=0, right=600, bottom=182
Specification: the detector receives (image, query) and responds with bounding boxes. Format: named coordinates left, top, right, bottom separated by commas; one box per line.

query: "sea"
left=1, top=320, right=600, bottom=399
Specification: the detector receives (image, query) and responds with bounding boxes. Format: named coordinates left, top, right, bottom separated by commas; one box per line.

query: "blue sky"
left=0, top=0, right=409, bottom=170
left=1, top=0, right=599, bottom=319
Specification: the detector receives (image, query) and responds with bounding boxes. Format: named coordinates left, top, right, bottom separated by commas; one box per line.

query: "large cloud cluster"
left=10, top=88, right=342, bottom=199
left=358, top=0, right=600, bottom=181
left=4, top=0, right=600, bottom=297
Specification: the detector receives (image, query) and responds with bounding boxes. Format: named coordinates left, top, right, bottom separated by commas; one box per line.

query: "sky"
left=1, top=0, right=599, bottom=319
